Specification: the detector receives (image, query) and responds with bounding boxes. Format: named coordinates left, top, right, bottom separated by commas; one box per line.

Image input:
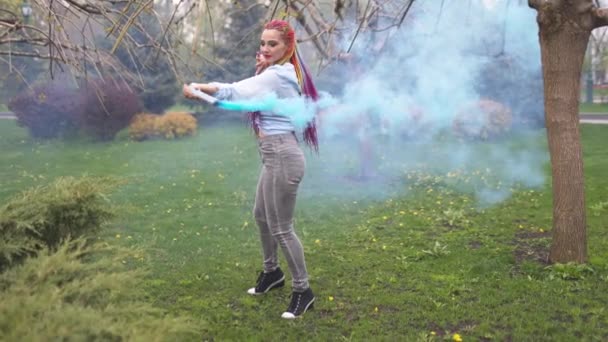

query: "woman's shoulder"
left=268, top=62, right=295, bottom=70
left=265, top=63, right=297, bottom=82
left=266, top=63, right=295, bottom=75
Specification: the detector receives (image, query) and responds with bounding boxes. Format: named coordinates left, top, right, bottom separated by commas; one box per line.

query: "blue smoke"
left=213, top=1, right=548, bottom=205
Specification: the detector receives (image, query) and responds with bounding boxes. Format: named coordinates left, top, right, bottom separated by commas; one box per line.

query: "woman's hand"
left=183, top=83, right=219, bottom=100
left=183, top=84, right=196, bottom=99
left=255, top=53, right=270, bottom=75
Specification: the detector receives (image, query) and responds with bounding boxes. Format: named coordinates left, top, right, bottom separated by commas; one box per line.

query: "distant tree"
left=187, top=0, right=266, bottom=122
left=98, top=10, right=178, bottom=114
left=205, top=0, right=265, bottom=81
left=0, top=56, right=46, bottom=107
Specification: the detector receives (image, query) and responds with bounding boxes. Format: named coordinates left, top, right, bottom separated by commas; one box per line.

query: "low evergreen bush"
left=0, top=239, right=197, bottom=341
left=0, top=177, right=119, bottom=270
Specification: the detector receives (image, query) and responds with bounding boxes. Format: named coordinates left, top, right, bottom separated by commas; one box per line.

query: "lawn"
left=1, top=120, right=607, bottom=341
left=579, top=102, right=608, bottom=113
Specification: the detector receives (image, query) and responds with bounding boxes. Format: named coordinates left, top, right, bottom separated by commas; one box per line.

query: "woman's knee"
left=271, top=225, right=295, bottom=241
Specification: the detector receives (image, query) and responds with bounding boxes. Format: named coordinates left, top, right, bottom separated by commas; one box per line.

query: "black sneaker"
left=247, top=268, right=285, bottom=295
left=281, top=288, right=315, bottom=319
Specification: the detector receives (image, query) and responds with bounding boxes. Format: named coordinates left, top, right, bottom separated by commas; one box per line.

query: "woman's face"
left=260, top=29, right=288, bottom=65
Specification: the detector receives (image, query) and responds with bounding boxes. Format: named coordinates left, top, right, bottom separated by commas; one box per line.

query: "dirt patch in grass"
left=511, top=230, right=551, bottom=265
left=468, top=240, right=483, bottom=249
left=426, top=320, right=478, bottom=336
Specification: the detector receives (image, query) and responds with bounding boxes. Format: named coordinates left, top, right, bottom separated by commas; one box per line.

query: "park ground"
left=0, top=120, right=607, bottom=341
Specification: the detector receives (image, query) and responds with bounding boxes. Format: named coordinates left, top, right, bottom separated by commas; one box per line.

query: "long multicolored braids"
left=248, top=19, right=319, bottom=151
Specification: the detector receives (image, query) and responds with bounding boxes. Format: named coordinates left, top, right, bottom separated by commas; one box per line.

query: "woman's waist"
left=257, top=131, right=297, bottom=143
left=257, top=131, right=302, bottom=156
left=257, top=113, right=295, bottom=132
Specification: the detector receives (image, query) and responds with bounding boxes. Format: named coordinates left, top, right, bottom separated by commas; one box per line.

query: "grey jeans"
left=253, top=133, right=309, bottom=291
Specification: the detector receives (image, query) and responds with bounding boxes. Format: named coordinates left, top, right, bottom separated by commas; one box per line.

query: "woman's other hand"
left=255, top=53, right=270, bottom=75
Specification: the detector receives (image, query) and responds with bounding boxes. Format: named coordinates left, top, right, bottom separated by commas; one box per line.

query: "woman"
left=183, top=19, right=317, bottom=319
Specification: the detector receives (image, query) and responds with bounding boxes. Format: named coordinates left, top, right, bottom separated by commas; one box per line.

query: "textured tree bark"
left=533, top=0, right=591, bottom=263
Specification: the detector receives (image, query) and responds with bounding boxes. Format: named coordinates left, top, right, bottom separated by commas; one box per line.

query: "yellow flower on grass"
left=315, top=239, right=321, bottom=244
left=453, top=333, right=463, bottom=342
left=115, top=234, right=121, bottom=239
left=328, top=296, right=334, bottom=301
left=430, top=331, right=436, bottom=336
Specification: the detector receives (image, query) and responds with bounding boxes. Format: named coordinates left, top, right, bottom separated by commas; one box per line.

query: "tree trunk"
left=538, top=13, right=588, bottom=263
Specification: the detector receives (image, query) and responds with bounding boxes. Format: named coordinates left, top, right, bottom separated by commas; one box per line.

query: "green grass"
left=579, top=102, right=608, bottom=113
left=1, top=120, right=608, bottom=341
left=165, top=103, right=198, bottom=113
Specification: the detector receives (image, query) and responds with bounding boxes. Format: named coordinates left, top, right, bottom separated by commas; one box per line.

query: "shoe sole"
left=247, top=276, right=285, bottom=295
left=281, top=297, right=315, bottom=319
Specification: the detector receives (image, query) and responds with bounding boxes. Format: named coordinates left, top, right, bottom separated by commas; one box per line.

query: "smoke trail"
left=209, top=1, right=548, bottom=205
left=302, top=0, right=547, bottom=204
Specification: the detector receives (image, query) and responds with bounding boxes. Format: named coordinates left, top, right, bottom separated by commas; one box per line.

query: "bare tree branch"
left=286, top=0, right=329, bottom=59
left=1, top=0, right=423, bottom=85
left=397, top=0, right=415, bottom=28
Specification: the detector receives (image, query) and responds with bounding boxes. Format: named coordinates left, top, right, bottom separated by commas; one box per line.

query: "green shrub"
left=0, top=239, right=197, bottom=341
left=0, top=177, right=119, bottom=270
